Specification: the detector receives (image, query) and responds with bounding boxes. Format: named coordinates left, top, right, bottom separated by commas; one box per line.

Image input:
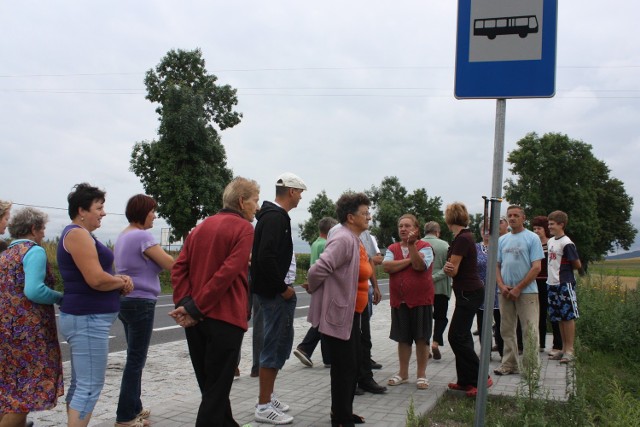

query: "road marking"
left=296, top=305, right=309, bottom=309
left=153, top=325, right=182, bottom=332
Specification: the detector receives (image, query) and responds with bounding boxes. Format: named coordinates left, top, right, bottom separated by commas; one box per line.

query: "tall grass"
left=420, top=273, right=640, bottom=426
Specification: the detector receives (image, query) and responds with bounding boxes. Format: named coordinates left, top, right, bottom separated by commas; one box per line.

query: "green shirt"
left=310, top=237, right=327, bottom=265
left=422, top=234, right=452, bottom=298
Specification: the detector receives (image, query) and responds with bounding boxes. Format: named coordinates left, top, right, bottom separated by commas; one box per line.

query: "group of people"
left=0, top=185, right=175, bottom=427
left=0, top=176, right=583, bottom=427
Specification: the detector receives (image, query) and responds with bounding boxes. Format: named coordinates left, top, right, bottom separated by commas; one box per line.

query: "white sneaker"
left=254, top=405, right=293, bottom=425
left=271, top=396, right=290, bottom=412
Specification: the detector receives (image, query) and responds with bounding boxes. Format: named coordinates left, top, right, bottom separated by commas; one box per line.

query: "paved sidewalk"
left=30, top=300, right=570, bottom=426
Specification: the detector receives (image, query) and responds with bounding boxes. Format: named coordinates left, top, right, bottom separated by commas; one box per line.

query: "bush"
left=296, top=253, right=310, bottom=271
left=577, top=275, right=640, bottom=364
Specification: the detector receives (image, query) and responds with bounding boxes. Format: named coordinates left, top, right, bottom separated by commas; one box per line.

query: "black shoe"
left=370, top=359, right=382, bottom=370
left=358, top=379, right=387, bottom=394
left=354, top=387, right=365, bottom=395
left=26, top=422, right=34, bottom=427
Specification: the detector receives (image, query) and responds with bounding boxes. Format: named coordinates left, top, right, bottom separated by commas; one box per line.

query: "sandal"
left=137, top=409, right=151, bottom=419
left=114, top=419, right=144, bottom=427
left=416, top=377, right=429, bottom=390
left=387, top=374, right=408, bottom=386
left=559, top=353, right=574, bottom=364
left=549, top=352, right=564, bottom=360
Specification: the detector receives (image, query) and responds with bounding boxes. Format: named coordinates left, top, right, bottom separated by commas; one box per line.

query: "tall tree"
left=367, top=176, right=445, bottom=247
left=504, top=132, right=637, bottom=268
left=130, top=48, right=241, bottom=240
left=298, top=190, right=337, bottom=245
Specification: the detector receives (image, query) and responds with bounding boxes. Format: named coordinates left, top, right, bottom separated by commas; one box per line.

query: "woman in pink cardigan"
left=307, top=192, right=372, bottom=427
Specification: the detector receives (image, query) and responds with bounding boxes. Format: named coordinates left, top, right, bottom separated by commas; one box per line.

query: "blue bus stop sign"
left=455, top=0, right=557, bottom=99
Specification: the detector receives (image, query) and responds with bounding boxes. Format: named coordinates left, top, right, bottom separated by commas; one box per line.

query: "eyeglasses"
left=355, top=211, right=371, bottom=218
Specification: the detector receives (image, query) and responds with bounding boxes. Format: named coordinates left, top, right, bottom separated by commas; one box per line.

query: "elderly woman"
left=443, top=202, right=489, bottom=397
left=0, top=207, right=63, bottom=427
left=114, top=195, right=174, bottom=427
left=383, top=214, right=434, bottom=391
left=57, top=183, right=133, bottom=427
left=169, top=177, right=259, bottom=427
left=307, top=192, right=372, bottom=427
left=0, top=199, right=11, bottom=235
left=475, top=225, right=503, bottom=357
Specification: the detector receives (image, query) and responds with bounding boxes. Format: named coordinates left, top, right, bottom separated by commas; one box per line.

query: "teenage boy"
left=546, top=210, right=582, bottom=364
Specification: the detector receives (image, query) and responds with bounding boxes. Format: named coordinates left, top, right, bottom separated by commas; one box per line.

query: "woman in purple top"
left=114, top=195, right=174, bottom=427
left=57, top=183, right=133, bottom=427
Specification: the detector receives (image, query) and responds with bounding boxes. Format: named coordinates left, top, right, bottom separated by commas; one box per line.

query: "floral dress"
left=0, top=241, right=64, bottom=412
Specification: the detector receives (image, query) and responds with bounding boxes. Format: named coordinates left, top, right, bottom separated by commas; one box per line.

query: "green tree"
left=504, top=132, right=637, bottom=268
left=298, top=190, right=337, bottom=245
left=130, top=48, right=241, bottom=240
left=367, top=176, right=445, bottom=247
left=468, top=213, right=485, bottom=242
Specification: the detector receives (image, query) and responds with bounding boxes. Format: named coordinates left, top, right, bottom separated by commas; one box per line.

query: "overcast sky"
left=2, top=1, right=639, bottom=254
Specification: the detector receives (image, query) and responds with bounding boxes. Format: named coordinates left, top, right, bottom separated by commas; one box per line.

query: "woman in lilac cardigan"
left=307, top=192, right=372, bottom=427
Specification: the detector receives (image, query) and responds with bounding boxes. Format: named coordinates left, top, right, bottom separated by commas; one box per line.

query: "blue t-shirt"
left=497, top=229, right=544, bottom=294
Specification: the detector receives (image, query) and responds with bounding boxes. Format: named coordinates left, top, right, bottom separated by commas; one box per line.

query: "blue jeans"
left=251, top=295, right=264, bottom=375
left=59, top=311, right=118, bottom=419
left=257, top=291, right=297, bottom=369
left=116, top=298, right=156, bottom=422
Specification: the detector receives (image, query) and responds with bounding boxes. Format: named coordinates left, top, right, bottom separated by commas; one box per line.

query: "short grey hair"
left=0, top=200, right=12, bottom=218
left=8, top=207, right=48, bottom=239
left=424, top=221, right=441, bottom=235
left=222, top=177, right=260, bottom=211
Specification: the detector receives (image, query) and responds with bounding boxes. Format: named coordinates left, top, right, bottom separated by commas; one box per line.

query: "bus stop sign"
left=455, top=0, right=557, bottom=99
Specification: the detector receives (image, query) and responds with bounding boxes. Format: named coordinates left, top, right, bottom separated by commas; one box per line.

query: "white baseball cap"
left=275, top=172, right=307, bottom=190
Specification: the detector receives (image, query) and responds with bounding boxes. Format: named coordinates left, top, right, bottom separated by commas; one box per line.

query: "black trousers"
left=298, top=325, right=331, bottom=364
left=357, top=307, right=373, bottom=383
left=324, top=313, right=362, bottom=427
left=185, top=318, right=244, bottom=427
left=477, top=307, right=503, bottom=357
left=536, top=279, right=549, bottom=348
left=449, top=288, right=484, bottom=387
left=432, top=294, right=450, bottom=346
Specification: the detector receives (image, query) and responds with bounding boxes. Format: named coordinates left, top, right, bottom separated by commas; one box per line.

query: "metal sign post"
left=474, top=99, right=506, bottom=426
left=454, top=0, right=557, bottom=422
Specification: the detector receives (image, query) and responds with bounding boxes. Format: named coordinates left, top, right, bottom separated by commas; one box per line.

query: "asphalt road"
left=56, top=280, right=390, bottom=362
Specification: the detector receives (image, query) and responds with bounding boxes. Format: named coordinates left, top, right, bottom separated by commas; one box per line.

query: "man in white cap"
left=251, top=172, right=306, bottom=425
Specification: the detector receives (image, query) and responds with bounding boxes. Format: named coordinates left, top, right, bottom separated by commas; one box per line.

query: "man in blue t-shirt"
left=495, top=205, right=544, bottom=376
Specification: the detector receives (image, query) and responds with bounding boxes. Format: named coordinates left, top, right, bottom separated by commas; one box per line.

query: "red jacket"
left=172, top=210, right=253, bottom=331
left=388, top=240, right=435, bottom=308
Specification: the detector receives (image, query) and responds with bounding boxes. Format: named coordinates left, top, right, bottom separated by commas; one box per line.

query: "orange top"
left=355, top=243, right=372, bottom=313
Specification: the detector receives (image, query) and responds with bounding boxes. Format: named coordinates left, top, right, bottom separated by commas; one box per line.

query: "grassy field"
left=417, top=270, right=640, bottom=427
left=589, top=258, right=640, bottom=290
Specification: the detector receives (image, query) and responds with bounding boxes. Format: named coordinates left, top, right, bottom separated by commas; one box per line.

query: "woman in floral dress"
left=0, top=207, right=63, bottom=427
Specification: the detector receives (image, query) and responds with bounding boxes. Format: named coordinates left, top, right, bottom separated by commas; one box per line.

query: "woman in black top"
left=443, top=202, right=489, bottom=397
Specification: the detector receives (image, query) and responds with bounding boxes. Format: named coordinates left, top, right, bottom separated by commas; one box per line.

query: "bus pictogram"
left=473, top=15, right=538, bottom=40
